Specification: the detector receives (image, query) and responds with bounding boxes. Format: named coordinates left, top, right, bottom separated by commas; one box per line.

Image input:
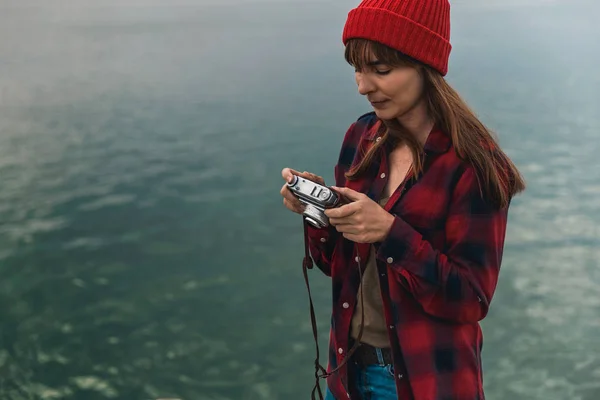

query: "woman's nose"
left=355, top=72, right=375, bottom=95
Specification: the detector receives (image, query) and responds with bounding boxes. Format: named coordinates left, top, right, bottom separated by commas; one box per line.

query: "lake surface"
left=1, top=0, right=599, bottom=399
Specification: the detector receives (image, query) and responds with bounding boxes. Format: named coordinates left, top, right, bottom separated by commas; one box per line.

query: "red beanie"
left=342, top=0, right=452, bottom=76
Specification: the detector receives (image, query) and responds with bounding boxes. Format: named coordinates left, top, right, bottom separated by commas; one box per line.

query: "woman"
left=280, top=0, right=525, bottom=399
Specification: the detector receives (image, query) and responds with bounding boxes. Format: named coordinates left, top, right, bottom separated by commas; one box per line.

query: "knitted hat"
left=342, top=0, right=452, bottom=76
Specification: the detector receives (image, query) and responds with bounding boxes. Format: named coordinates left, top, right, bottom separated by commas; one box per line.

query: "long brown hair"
left=344, top=39, right=525, bottom=209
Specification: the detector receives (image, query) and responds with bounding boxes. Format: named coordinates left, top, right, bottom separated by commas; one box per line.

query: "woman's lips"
left=370, top=100, right=389, bottom=109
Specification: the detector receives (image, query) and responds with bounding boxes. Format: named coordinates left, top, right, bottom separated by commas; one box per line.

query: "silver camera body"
left=287, top=175, right=342, bottom=228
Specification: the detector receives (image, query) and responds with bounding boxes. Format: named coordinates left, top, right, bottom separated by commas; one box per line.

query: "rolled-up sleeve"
left=306, top=222, right=339, bottom=277
left=376, top=166, right=509, bottom=324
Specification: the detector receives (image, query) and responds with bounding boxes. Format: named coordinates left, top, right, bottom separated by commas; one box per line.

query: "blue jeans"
left=325, top=348, right=398, bottom=399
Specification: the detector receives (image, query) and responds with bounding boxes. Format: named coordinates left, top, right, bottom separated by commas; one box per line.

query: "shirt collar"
left=365, top=120, right=451, bottom=154
left=423, top=126, right=451, bottom=154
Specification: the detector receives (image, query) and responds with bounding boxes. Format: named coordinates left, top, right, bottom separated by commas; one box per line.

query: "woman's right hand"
left=280, top=167, right=326, bottom=215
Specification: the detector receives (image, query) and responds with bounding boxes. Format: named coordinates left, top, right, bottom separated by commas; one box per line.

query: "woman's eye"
left=375, top=69, right=391, bottom=75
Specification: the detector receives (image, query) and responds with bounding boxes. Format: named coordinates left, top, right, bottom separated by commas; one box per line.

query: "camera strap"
left=302, top=219, right=365, bottom=400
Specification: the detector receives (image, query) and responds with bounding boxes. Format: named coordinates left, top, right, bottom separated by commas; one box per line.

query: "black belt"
left=350, top=341, right=393, bottom=366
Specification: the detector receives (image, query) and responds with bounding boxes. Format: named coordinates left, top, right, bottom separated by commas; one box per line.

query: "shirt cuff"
left=305, top=221, right=335, bottom=245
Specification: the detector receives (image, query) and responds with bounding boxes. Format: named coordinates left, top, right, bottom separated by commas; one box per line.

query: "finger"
left=281, top=168, right=325, bottom=185
left=281, top=167, right=302, bottom=183
left=280, top=184, right=302, bottom=206
left=331, top=186, right=365, bottom=202
left=328, top=216, right=354, bottom=226
left=302, top=171, right=325, bottom=185
left=342, top=232, right=365, bottom=243
left=283, top=198, right=304, bottom=214
left=331, top=222, right=358, bottom=234
left=324, top=202, right=360, bottom=218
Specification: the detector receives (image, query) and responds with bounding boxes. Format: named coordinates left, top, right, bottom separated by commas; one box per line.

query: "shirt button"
left=386, top=257, right=394, bottom=263
left=343, top=302, right=350, bottom=309
left=355, top=256, right=360, bottom=262
left=375, top=137, right=382, bottom=142
left=477, top=297, right=482, bottom=302
left=338, top=348, right=344, bottom=354
left=380, top=173, right=386, bottom=179
left=320, top=237, right=327, bottom=243
left=389, top=325, right=394, bottom=329
left=398, top=373, right=404, bottom=379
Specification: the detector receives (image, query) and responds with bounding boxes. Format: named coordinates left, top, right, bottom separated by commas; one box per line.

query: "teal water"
left=1, top=1, right=599, bottom=399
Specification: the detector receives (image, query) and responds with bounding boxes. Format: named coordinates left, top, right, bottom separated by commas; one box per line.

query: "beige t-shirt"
left=350, top=197, right=390, bottom=349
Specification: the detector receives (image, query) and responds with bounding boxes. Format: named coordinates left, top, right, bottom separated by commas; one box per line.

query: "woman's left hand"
left=324, top=186, right=395, bottom=244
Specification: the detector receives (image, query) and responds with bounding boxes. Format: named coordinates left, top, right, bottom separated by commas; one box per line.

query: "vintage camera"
left=287, top=175, right=343, bottom=228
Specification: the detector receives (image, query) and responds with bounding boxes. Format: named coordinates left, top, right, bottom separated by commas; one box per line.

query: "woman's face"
left=354, top=57, right=425, bottom=121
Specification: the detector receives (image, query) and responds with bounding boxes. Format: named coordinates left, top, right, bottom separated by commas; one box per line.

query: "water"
left=0, top=0, right=599, bottom=399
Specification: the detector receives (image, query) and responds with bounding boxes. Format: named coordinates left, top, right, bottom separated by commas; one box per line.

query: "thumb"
left=281, top=167, right=301, bottom=183
left=331, top=186, right=364, bottom=201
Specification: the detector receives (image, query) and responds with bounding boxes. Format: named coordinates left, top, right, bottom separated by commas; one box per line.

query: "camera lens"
left=303, top=204, right=329, bottom=228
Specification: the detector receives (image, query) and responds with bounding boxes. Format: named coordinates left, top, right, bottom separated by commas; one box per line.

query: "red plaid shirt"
left=306, top=112, right=510, bottom=400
